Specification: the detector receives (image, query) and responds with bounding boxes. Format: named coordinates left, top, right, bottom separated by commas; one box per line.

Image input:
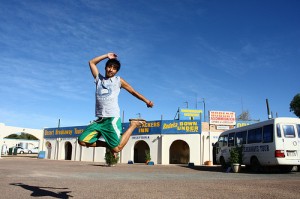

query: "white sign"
left=209, top=111, right=236, bottom=125
left=216, top=126, right=230, bottom=130
left=131, top=136, right=150, bottom=140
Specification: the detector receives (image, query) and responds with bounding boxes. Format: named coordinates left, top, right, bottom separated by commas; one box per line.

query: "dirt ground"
left=0, top=157, right=300, bottom=199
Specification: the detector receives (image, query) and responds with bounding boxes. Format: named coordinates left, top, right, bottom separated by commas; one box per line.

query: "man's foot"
left=129, top=118, right=146, bottom=127
left=110, top=150, right=118, bottom=159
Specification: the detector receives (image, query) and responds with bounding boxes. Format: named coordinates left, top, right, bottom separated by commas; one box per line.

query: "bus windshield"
left=282, top=125, right=295, bottom=138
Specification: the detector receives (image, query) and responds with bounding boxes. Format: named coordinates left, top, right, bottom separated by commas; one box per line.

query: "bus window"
left=276, top=123, right=282, bottom=138
left=283, top=125, right=295, bottom=138
left=218, top=135, right=228, bottom=147
left=297, top=124, right=300, bottom=138
left=263, top=124, right=274, bottom=143
left=218, top=136, right=226, bottom=147
left=224, top=135, right=228, bottom=146
left=236, top=131, right=247, bottom=146
left=228, top=133, right=235, bottom=147
left=248, top=128, right=262, bottom=144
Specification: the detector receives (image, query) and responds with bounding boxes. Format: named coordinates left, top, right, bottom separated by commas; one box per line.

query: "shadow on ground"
left=10, top=183, right=73, bottom=198
left=182, top=164, right=299, bottom=174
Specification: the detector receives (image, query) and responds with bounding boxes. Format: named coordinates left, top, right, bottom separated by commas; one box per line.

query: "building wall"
left=2, top=122, right=226, bottom=166
left=160, top=134, right=201, bottom=165
left=44, top=138, right=107, bottom=162
left=121, top=134, right=160, bottom=164
left=0, top=123, right=43, bottom=157
left=0, top=123, right=43, bottom=140
left=42, top=124, right=225, bottom=166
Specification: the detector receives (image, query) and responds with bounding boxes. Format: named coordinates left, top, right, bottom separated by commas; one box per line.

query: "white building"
left=1, top=110, right=240, bottom=165
left=0, top=123, right=43, bottom=157
left=43, top=120, right=226, bottom=165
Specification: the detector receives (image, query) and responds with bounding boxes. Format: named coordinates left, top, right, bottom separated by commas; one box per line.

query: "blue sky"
left=0, top=0, right=299, bottom=129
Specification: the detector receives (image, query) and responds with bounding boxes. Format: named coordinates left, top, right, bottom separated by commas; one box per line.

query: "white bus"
left=215, top=117, right=300, bottom=172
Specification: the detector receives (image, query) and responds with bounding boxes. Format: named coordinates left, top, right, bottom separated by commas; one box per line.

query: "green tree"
left=5, top=133, right=38, bottom=140
left=19, top=133, right=38, bottom=140
left=237, top=110, right=251, bottom=121
left=290, top=93, right=300, bottom=118
left=6, top=134, right=19, bottom=139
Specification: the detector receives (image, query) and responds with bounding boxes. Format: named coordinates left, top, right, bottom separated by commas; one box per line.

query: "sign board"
left=44, top=120, right=202, bottom=139
left=44, top=126, right=86, bottom=138
left=216, top=125, right=230, bottom=130
left=209, top=111, right=236, bottom=125
left=162, top=120, right=200, bottom=134
left=179, top=109, right=202, bottom=120
left=123, top=120, right=201, bottom=135
left=236, top=120, right=259, bottom=128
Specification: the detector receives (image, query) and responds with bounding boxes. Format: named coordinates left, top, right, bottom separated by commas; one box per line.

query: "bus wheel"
left=250, top=157, right=261, bottom=173
left=280, top=165, right=293, bottom=173
left=220, top=157, right=227, bottom=169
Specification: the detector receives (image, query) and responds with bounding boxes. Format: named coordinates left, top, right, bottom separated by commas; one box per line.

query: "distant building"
left=43, top=115, right=231, bottom=165
left=2, top=109, right=255, bottom=165
left=0, top=123, right=42, bottom=157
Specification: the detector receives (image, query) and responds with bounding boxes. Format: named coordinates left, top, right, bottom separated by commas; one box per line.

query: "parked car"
left=15, top=147, right=29, bottom=154
left=28, top=147, right=39, bottom=154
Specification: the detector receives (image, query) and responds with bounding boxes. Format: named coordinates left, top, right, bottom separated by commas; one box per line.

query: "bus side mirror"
left=212, top=142, right=219, bottom=147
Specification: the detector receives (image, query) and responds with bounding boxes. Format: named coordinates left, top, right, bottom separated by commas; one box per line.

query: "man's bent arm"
left=88, top=53, right=117, bottom=79
left=121, top=78, right=154, bottom=108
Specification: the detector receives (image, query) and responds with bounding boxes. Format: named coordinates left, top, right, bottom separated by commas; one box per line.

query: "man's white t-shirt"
left=95, top=74, right=121, bottom=117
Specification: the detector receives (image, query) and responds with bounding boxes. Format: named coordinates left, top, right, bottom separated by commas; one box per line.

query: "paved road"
left=0, top=157, right=300, bottom=199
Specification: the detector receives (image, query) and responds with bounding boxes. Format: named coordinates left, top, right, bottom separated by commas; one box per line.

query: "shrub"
left=105, top=149, right=119, bottom=166
left=145, top=150, right=151, bottom=162
left=230, top=146, right=243, bottom=164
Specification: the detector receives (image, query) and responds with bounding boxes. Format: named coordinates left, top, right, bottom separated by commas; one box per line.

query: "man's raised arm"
left=88, top=53, right=117, bottom=79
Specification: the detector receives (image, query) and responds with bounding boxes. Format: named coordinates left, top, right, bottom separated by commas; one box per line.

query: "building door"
left=134, top=140, right=150, bottom=163
left=46, top=141, right=52, bottom=159
left=169, top=140, right=190, bottom=164
left=65, top=142, right=72, bottom=160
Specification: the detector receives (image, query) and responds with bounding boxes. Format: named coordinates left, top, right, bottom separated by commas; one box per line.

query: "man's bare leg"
left=111, top=119, right=146, bottom=153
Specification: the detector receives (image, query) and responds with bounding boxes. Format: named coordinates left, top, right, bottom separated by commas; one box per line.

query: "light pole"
left=184, top=101, right=188, bottom=109
left=197, top=98, right=206, bottom=122
left=202, top=98, right=206, bottom=122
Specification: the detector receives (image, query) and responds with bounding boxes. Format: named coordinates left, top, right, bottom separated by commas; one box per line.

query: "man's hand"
left=107, top=52, right=117, bottom=59
left=147, top=101, right=154, bottom=108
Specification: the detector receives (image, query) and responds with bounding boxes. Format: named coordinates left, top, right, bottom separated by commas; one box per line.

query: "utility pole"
left=202, top=98, right=206, bottom=122
left=184, top=101, right=188, bottom=109
left=266, top=99, right=272, bottom=119
left=197, top=98, right=206, bottom=122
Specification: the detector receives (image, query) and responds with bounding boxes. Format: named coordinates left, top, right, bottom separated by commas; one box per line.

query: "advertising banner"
left=44, top=126, right=86, bottom=138
left=126, top=120, right=201, bottom=135
left=236, top=120, right=259, bottom=128
left=209, top=111, right=236, bottom=125
left=123, top=120, right=162, bottom=135
left=179, top=109, right=202, bottom=120
left=44, top=119, right=202, bottom=138
left=161, top=120, right=201, bottom=134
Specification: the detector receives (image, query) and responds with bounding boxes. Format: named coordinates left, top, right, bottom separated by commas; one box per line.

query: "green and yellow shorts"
left=78, top=117, right=122, bottom=149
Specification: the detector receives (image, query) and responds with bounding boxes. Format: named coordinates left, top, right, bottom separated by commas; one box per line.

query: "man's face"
left=105, top=65, right=118, bottom=78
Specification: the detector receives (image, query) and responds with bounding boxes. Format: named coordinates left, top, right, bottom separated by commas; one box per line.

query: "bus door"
left=281, top=124, right=299, bottom=159
left=216, top=134, right=229, bottom=164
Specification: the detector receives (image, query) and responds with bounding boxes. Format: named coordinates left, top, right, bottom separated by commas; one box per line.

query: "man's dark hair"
left=105, top=59, right=121, bottom=71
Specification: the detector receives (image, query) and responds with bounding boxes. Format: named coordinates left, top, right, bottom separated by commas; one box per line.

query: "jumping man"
left=78, top=52, right=154, bottom=155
